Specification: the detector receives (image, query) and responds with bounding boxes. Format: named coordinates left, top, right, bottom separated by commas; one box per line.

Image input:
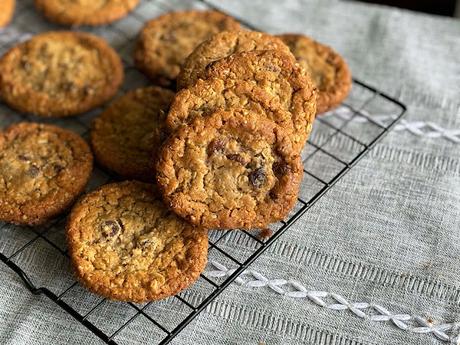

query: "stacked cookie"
left=0, top=8, right=351, bottom=302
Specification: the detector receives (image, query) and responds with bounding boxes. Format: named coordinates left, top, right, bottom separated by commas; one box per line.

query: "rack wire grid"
left=0, top=0, right=407, bottom=344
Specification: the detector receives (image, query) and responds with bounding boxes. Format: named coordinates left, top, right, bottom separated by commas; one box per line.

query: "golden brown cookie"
left=177, top=30, right=292, bottom=89
left=0, top=31, right=123, bottom=117
left=277, top=33, right=351, bottom=114
left=34, top=0, right=139, bottom=26
left=91, top=86, right=175, bottom=182
left=67, top=181, right=208, bottom=302
left=157, top=109, right=303, bottom=230
left=0, top=0, right=15, bottom=28
left=134, top=10, right=240, bottom=87
left=166, top=77, right=301, bottom=150
left=204, top=49, right=317, bottom=150
left=0, top=122, right=93, bottom=226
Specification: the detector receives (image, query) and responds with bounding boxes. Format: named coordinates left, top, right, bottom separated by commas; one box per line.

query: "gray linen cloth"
left=0, top=0, right=459, bottom=344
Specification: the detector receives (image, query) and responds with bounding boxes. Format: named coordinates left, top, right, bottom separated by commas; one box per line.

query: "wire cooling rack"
left=0, top=0, right=406, bottom=344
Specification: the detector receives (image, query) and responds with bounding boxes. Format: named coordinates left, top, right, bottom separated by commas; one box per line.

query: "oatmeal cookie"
left=0, top=122, right=93, bottom=225
left=91, top=86, right=175, bottom=182
left=278, top=33, right=351, bottom=113
left=177, top=30, right=292, bottom=89
left=0, top=0, right=15, bottom=28
left=204, top=49, right=317, bottom=149
left=0, top=31, right=123, bottom=117
left=134, top=10, right=240, bottom=87
left=157, top=109, right=303, bottom=230
left=67, top=181, right=208, bottom=302
left=34, top=0, right=140, bottom=26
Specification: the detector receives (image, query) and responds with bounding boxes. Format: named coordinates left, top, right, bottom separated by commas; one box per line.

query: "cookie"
left=157, top=109, right=303, bottom=230
left=0, top=122, right=93, bottom=226
left=67, top=181, right=208, bottom=302
left=91, top=86, right=175, bottom=182
left=0, top=0, right=15, bottom=28
left=166, top=77, right=301, bottom=147
left=134, top=10, right=240, bottom=87
left=204, top=49, right=317, bottom=150
left=177, top=30, right=292, bottom=89
left=277, top=33, right=352, bottom=114
left=34, top=0, right=140, bottom=26
left=0, top=31, right=123, bottom=117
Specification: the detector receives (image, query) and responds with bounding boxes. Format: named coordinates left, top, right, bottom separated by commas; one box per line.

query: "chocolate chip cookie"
left=134, top=10, right=240, bottom=87
left=91, top=86, right=175, bottom=182
left=0, top=0, right=15, bottom=28
left=204, top=49, right=317, bottom=150
left=34, top=0, right=140, bottom=26
left=277, top=33, right=351, bottom=114
left=177, top=30, right=292, bottom=89
left=157, top=109, right=303, bottom=230
left=0, top=31, right=123, bottom=117
left=0, top=122, right=93, bottom=225
left=67, top=181, right=208, bottom=302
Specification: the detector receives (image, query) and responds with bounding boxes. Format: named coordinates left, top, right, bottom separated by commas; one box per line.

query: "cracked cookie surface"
left=134, top=10, right=240, bottom=87
left=278, top=33, right=351, bottom=114
left=204, top=49, right=317, bottom=150
left=67, top=181, right=208, bottom=302
left=177, top=30, right=292, bottom=89
left=0, top=0, right=15, bottom=28
left=167, top=77, right=293, bottom=139
left=91, top=86, right=175, bottom=182
left=0, top=122, right=93, bottom=225
left=157, top=109, right=303, bottom=230
left=34, top=0, right=139, bottom=26
left=0, top=31, right=123, bottom=117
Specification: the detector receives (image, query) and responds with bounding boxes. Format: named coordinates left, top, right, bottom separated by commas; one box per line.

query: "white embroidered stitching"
left=322, top=106, right=460, bottom=143
left=206, top=261, right=460, bottom=343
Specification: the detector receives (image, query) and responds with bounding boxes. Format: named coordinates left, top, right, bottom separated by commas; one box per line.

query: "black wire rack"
left=0, top=0, right=407, bottom=344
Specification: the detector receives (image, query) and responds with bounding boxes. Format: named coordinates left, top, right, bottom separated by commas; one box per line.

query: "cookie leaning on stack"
left=156, top=29, right=317, bottom=230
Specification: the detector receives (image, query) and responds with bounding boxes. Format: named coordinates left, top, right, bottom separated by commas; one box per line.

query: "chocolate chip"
left=101, top=220, right=122, bottom=238
left=27, top=165, right=40, bottom=177
left=207, top=138, right=226, bottom=156
left=249, top=167, right=266, bottom=188
left=272, top=161, right=290, bottom=177
left=226, top=153, right=245, bottom=164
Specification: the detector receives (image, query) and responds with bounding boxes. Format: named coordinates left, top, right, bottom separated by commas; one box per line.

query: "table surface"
left=1, top=1, right=460, bottom=344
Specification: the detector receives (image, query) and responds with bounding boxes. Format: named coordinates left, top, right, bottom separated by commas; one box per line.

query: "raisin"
left=272, top=161, right=290, bottom=177
left=226, top=153, right=245, bottom=164
left=83, top=85, right=95, bottom=97
left=53, top=164, right=64, bottom=173
left=18, top=154, right=31, bottom=162
left=101, top=220, right=122, bottom=237
left=249, top=167, right=266, bottom=188
left=27, top=165, right=40, bottom=177
left=207, top=138, right=226, bottom=155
